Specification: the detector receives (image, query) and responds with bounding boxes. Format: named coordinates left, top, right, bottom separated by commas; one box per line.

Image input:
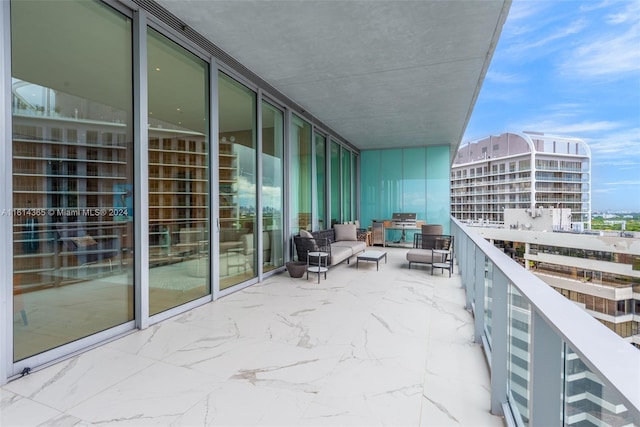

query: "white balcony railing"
left=451, top=217, right=639, bottom=426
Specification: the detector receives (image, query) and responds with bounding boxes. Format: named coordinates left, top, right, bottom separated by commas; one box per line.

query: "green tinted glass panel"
left=11, top=0, right=134, bottom=361
left=330, top=141, right=341, bottom=226
left=218, top=73, right=257, bottom=289
left=314, top=134, right=326, bottom=229
left=262, top=102, right=284, bottom=271
left=291, top=115, right=312, bottom=233
left=148, top=28, right=210, bottom=315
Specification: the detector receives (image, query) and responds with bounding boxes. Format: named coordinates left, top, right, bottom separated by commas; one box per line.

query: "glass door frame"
left=3, top=0, right=140, bottom=380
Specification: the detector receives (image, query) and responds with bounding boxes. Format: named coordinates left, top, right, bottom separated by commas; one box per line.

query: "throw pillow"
left=334, top=223, right=357, bottom=241
left=299, top=229, right=319, bottom=251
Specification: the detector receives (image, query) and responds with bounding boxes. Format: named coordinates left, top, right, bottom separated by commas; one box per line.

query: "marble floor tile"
left=2, top=248, right=503, bottom=427
left=65, top=362, right=219, bottom=425
left=3, top=346, right=154, bottom=412
left=1, top=389, right=65, bottom=427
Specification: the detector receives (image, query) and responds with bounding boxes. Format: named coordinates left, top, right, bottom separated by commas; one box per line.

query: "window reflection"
left=262, top=102, right=284, bottom=271
left=314, top=133, right=326, bottom=229
left=147, top=29, right=210, bottom=315
left=11, top=0, right=134, bottom=361
left=291, top=116, right=312, bottom=233
left=218, top=73, right=257, bottom=289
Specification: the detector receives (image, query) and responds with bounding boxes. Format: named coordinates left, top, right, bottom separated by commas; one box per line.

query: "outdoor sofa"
left=293, top=223, right=366, bottom=267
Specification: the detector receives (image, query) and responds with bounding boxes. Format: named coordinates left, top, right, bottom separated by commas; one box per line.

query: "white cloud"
left=516, top=119, right=621, bottom=135
left=605, top=0, right=640, bottom=24
left=559, top=1, right=640, bottom=78
left=603, top=180, right=640, bottom=186
left=586, top=127, right=640, bottom=157
left=562, top=29, right=640, bottom=77
left=485, top=70, right=526, bottom=84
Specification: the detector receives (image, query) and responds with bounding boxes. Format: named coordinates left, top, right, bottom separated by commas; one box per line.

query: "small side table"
left=432, top=249, right=453, bottom=277
left=307, top=251, right=329, bottom=284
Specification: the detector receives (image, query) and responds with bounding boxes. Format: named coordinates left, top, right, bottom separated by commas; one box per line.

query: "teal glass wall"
left=351, top=153, right=357, bottom=221
left=381, top=149, right=403, bottom=219
left=360, top=146, right=450, bottom=233
left=426, top=146, right=450, bottom=230
left=403, top=148, right=427, bottom=221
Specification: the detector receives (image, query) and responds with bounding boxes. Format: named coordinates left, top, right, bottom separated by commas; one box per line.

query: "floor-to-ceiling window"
left=147, top=28, right=209, bottom=315
left=218, top=73, right=257, bottom=289
left=11, top=0, right=134, bottom=361
left=341, top=147, right=352, bottom=222
left=291, top=115, right=312, bottom=233
left=314, top=133, right=326, bottom=230
left=261, top=102, right=284, bottom=272
left=330, top=140, right=341, bottom=226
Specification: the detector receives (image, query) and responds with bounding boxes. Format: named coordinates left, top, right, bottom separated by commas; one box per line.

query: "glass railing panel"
left=563, top=346, right=636, bottom=426
left=484, top=257, right=493, bottom=348
left=508, top=283, right=532, bottom=426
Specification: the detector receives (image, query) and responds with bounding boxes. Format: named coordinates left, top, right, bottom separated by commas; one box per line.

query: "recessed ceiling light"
left=155, top=67, right=160, bottom=71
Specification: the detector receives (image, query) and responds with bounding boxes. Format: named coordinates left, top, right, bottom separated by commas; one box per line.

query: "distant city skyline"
left=464, top=0, right=640, bottom=212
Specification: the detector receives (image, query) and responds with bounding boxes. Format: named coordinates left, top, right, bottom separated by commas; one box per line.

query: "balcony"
left=2, top=220, right=638, bottom=426
left=1, top=246, right=500, bottom=425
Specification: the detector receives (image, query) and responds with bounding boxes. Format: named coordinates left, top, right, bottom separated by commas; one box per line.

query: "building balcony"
left=2, top=219, right=638, bottom=426
left=1, top=244, right=499, bottom=426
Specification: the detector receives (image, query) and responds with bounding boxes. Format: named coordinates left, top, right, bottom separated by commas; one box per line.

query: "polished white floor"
left=1, top=248, right=504, bottom=426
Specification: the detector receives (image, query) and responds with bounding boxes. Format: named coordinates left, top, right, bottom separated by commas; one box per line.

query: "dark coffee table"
left=356, top=250, right=387, bottom=270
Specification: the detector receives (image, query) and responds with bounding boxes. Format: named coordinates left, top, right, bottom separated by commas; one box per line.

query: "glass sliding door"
left=147, top=29, right=210, bottom=315
left=341, top=147, right=352, bottom=222
left=11, top=0, right=134, bottom=361
left=330, top=140, right=341, bottom=226
left=314, top=133, right=326, bottom=230
left=218, top=73, right=257, bottom=289
left=290, top=115, right=312, bottom=233
left=261, top=102, right=284, bottom=272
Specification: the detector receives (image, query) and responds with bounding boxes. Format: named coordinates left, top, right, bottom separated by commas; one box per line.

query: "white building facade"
left=451, top=131, right=592, bottom=230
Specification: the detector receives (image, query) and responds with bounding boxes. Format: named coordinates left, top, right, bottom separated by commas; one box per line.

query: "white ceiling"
left=155, top=0, right=510, bottom=160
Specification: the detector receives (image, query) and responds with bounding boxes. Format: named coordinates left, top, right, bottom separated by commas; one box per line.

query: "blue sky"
left=463, top=0, right=640, bottom=212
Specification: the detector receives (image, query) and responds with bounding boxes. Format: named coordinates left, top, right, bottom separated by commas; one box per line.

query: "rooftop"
left=0, top=248, right=502, bottom=426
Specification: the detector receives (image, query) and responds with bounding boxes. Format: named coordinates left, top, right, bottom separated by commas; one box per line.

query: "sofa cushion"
left=332, top=240, right=366, bottom=253
left=406, top=249, right=445, bottom=265
left=329, top=245, right=353, bottom=265
left=334, top=223, right=357, bottom=241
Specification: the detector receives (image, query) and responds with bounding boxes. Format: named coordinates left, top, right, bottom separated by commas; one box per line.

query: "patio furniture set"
left=292, top=222, right=454, bottom=282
